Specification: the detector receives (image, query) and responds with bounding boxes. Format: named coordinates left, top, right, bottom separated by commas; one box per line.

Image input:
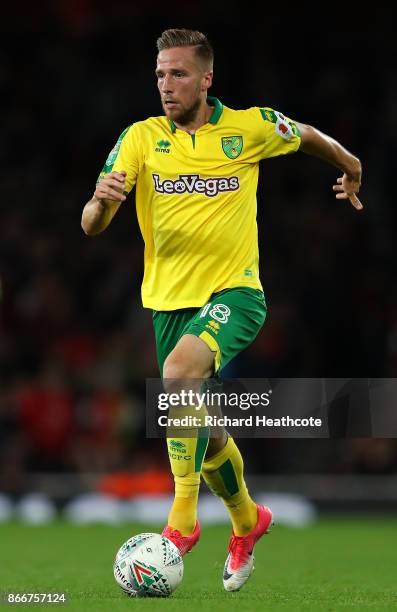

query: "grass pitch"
left=0, top=517, right=396, bottom=610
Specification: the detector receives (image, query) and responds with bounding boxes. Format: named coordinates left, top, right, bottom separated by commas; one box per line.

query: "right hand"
left=94, top=171, right=127, bottom=205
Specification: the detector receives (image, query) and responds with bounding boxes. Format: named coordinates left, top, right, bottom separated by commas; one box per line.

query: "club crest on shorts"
left=222, top=136, right=243, bottom=159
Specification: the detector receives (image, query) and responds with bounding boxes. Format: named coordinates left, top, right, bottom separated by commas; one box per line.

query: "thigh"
left=152, top=308, right=197, bottom=376
left=182, top=287, right=267, bottom=373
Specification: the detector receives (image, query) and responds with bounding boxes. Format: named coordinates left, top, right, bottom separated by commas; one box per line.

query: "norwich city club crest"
left=222, top=136, right=243, bottom=159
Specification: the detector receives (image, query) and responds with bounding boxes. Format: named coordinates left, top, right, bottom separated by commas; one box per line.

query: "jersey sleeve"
left=96, top=123, right=143, bottom=194
left=255, top=107, right=301, bottom=159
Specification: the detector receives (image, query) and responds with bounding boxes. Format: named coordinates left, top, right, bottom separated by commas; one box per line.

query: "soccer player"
left=81, top=29, right=363, bottom=591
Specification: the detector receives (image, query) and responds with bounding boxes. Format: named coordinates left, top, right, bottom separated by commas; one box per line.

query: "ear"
left=201, top=71, right=213, bottom=92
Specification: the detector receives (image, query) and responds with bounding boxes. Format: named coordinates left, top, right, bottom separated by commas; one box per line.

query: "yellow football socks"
left=202, top=436, right=258, bottom=536
left=167, top=478, right=200, bottom=536
left=166, top=404, right=209, bottom=536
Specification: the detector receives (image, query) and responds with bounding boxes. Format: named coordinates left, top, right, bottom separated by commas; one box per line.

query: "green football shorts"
left=152, top=287, right=267, bottom=376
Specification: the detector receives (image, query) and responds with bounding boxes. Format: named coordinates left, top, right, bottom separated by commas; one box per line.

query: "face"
left=156, top=46, right=213, bottom=125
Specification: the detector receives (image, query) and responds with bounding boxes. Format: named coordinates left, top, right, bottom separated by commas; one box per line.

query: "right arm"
left=81, top=171, right=127, bottom=235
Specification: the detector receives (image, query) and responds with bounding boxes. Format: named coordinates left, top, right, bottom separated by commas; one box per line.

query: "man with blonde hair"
left=82, top=28, right=362, bottom=591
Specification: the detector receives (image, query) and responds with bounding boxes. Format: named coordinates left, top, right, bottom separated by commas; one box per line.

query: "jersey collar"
left=169, top=96, right=223, bottom=133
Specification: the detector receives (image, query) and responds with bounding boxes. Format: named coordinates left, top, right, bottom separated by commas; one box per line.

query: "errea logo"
left=155, top=139, right=171, bottom=153
left=170, top=440, right=186, bottom=449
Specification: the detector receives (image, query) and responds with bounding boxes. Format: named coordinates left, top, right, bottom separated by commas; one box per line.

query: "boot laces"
left=228, top=535, right=251, bottom=568
left=167, top=528, right=183, bottom=547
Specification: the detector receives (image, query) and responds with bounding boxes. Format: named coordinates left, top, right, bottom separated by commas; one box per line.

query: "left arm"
left=296, top=122, right=363, bottom=211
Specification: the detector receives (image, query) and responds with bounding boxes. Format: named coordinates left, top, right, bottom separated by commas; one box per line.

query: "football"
left=113, top=532, right=184, bottom=597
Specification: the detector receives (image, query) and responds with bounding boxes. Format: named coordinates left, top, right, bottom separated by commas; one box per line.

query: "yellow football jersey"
left=97, top=97, right=301, bottom=310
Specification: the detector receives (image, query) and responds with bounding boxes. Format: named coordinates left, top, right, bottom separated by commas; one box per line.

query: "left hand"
left=333, top=174, right=363, bottom=210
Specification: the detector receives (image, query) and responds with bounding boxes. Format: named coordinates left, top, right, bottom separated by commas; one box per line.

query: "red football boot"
left=223, top=505, right=273, bottom=592
left=162, top=520, right=201, bottom=557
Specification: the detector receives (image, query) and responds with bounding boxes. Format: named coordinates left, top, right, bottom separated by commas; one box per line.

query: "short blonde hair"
left=157, top=29, right=214, bottom=69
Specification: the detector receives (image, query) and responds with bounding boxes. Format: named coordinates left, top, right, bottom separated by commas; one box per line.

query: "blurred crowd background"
left=1, top=2, right=397, bottom=506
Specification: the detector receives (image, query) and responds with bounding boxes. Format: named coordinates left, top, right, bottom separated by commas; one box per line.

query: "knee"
left=163, top=353, right=203, bottom=382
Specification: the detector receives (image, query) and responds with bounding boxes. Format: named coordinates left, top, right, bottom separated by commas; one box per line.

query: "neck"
left=173, top=99, right=213, bottom=134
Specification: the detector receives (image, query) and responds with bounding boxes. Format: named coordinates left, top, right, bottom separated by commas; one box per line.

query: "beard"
left=164, top=95, right=202, bottom=126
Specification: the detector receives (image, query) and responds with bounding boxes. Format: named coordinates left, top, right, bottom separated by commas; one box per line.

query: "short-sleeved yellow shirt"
left=97, top=97, right=301, bottom=310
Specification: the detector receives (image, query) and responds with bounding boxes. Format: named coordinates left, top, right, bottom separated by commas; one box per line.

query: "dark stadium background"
left=1, top=2, right=396, bottom=514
